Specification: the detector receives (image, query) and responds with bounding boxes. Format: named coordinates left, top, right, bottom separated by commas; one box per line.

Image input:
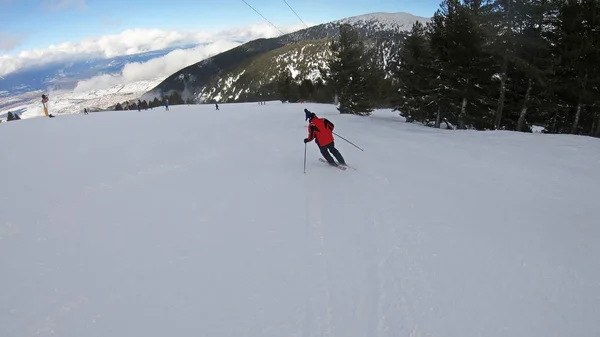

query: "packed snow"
left=1, top=102, right=599, bottom=337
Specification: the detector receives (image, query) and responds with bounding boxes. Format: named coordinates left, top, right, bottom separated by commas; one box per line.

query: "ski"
left=319, top=158, right=347, bottom=170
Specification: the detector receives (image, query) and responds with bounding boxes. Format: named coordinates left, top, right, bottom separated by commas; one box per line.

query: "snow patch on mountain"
left=336, top=12, right=431, bottom=31
left=196, top=41, right=332, bottom=103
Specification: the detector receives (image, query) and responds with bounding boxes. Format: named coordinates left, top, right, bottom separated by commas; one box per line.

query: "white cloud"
left=0, top=22, right=310, bottom=77
left=73, top=40, right=241, bottom=92
left=72, top=74, right=122, bottom=92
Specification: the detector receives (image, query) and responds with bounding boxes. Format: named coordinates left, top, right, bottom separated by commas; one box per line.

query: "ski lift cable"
left=281, top=0, right=309, bottom=28
left=241, top=0, right=285, bottom=35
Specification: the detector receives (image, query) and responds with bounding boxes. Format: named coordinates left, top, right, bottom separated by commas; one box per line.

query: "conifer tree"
left=277, top=69, right=293, bottom=102
left=391, top=21, right=437, bottom=123
left=322, top=23, right=373, bottom=115
left=426, top=10, right=454, bottom=128
left=428, top=0, right=494, bottom=129
left=550, top=0, right=600, bottom=134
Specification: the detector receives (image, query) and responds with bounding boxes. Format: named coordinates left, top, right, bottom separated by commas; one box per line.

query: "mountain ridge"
left=145, top=12, right=431, bottom=104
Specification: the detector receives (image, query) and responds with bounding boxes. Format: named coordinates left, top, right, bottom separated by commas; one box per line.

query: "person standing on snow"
left=303, top=109, right=347, bottom=167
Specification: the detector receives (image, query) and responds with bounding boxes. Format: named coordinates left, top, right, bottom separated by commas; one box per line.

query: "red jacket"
left=306, top=116, right=335, bottom=146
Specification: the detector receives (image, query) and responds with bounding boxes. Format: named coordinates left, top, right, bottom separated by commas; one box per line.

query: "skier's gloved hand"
left=304, top=138, right=309, bottom=143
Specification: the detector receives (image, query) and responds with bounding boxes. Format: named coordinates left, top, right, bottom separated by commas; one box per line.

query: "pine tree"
left=323, top=23, right=373, bottom=115
left=550, top=0, right=600, bottom=134
left=364, top=35, right=401, bottom=108
left=488, top=0, right=516, bottom=129
left=277, top=69, right=293, bottom=102
left=426, top=9, right=455, bottom=128
left=312, top=78, right=335, bottom=103
left=427, top=0, right=494, bottom=129
left=507, top=0, right=548, bottom=131
left=168, top=91, right=185, bottom=105
left=298, top=79, right=314, bottom=101
left=391, top=21, right=437, bottom=123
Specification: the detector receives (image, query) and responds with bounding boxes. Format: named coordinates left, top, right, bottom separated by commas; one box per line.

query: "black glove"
left=304, top=138, right=309, bottom=143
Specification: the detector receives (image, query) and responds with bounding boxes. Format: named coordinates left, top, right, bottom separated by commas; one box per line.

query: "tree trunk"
left=435, top=104, right=441, bottom=128
left=494, top=50, right=508, bottom=129
left=459, top=96, right=468, bottom=129
left=570, top=100, right=582, bottom=134
left=571, top=72, right=588, bottom=134
left=494, top=0, right=513, bottom=130
left=516, top=78, right=533, bottom=132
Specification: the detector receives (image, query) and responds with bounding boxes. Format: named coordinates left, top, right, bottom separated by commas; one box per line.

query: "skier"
left=303, top=109, right=346, bottom=167
left=41, top=94, right=54, bottom=117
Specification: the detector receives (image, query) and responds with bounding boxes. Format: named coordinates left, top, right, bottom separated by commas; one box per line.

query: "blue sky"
left=1, top=0, right=441, bottom=54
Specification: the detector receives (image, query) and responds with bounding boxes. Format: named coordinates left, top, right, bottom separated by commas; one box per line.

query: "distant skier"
left=164, top=98, right=169, bottom=111
left=303, top=109, right=346, bottom=167
left=41, top=94, right=54, bottom=117
left=215, top=103, right=219, bottom=110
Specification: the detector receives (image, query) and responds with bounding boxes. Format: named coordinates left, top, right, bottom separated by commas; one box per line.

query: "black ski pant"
left=319, top=141, right=345, bottom=165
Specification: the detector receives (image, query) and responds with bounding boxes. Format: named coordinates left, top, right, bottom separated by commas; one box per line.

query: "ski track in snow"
left=1, top=102, right=599, bottom=337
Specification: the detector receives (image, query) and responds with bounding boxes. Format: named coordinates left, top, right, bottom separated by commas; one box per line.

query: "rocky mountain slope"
left=145, top=12, right=430, bottom=103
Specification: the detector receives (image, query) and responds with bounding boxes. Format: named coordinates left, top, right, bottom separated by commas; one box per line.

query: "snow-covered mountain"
left=1, top=12, right=430, bottom=120
left=196, top=40, right=333, bottom=103
left=148, top=12, right=429, bottom=102
left=334, top=12, right=430, bottom=33
left=1, top=102, right=598, bottom=337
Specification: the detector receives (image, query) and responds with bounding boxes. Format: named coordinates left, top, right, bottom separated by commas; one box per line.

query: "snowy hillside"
left=149, top=12, right=424, bottom=101
left=198, top=40, right=332, bottom=103
left=1, top=102, right=599, bottom=337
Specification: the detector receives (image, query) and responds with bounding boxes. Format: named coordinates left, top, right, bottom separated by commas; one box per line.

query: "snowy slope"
left=1, top=102, right=599, bottom=337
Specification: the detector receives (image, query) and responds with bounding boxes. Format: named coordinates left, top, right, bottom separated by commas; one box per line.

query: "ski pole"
left=333, top=132, right=364, bottom=151
left=303, top=143, right=307, bottom=174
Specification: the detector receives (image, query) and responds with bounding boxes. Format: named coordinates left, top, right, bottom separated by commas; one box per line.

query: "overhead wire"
left=281, top=0, right=309, bottom=28
left=241, top=0, right=285, bottom=35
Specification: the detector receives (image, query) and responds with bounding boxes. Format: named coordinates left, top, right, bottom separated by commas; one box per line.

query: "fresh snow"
left=1, top=102, right=599, bottom=337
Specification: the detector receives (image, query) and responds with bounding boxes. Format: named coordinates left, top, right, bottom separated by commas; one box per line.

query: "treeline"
left=283, top=0, right=599, bottom=135
left=394, top=0, right=600, bottom=134
left=276, top=65, right=396, bottom=109
left=275, top=33, right=397, bottom=110
left=114, top=91, right=189, bottom=111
